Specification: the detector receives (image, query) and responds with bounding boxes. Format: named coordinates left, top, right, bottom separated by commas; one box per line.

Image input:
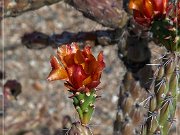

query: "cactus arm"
left=72, top=90, right=96, bottom=125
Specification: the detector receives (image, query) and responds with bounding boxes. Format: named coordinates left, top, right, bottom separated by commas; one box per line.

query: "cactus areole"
left=47, top=43, right=105, bottom=125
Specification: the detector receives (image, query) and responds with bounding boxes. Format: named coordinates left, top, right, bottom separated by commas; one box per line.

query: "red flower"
left=129, top=0, right=168, bottom=26
left=47, top=43, right=105, bottom=92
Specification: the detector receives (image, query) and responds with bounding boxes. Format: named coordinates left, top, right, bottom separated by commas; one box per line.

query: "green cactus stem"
left=151, top=19, right=180, bottom=52
left=71, top=90, right=96, bottom=125
left=145, top=52, right=179, bottom=135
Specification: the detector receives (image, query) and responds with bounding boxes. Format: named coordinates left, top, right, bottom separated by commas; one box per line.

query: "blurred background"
left=1, top=2, right=126, bottom=135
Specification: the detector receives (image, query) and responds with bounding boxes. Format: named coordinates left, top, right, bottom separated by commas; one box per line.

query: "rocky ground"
left=1, top=2, right=126, bottom=135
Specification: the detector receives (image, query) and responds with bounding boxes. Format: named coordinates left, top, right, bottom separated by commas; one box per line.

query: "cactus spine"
left=142, top=52, right=179, bottom=135
left=115, top=1, right=180, bottom=134
left=143, top=2, right=180, bottom=134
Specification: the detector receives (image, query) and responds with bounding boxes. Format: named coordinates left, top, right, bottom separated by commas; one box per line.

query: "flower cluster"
left=129, top=0, right=168, bottom=26
left=47, top=43, right=105, bottom=93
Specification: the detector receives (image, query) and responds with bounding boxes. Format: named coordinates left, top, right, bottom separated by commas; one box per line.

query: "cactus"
left=143, top=2, right=180, bottom=134
left=151, top=18, right=180, bottom=52
left=114, top=72, right=148, bottom=135
left=47, top=43, right=105, bottom=135
left=114, top=0, right=180, bottom=135
left=71, top=90, right=96, bottom=125
left=141, top=52, right=179, bottom=135
left=143, top=2, right=180, bottom=133
left=115, top=27, right=179, bottom=135
left=114, top=20, right=159, bottom=134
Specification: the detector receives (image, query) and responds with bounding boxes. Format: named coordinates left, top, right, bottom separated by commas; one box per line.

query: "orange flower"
left=129, top=0, right=168, bottom=26
left=47, top=43, right=105, bottom=92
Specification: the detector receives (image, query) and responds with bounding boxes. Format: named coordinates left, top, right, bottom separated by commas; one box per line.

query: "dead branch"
left=66, top=0, right=128, bottom=28
left=1, top=0, right=129, bottom=28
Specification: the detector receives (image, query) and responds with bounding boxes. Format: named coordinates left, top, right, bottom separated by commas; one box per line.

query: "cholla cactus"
left=114, top=72, right=148, bottom=135
left=128, top=0, right=180, bottom=134
left=142, top=52, right=179, bottom=135
left=47, top=43, right=105, bottom=134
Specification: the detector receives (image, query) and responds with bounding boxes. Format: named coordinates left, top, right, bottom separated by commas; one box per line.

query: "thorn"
left=159, top=95, right=174, bottom=111
left=147, top=110, right=158, bottom=120
left=153, top=53, right=167, bottom=61
left=167, top=117, right=176, bottom=125
left=164, top=36, right=172, bottom=39
left=68, top=94, right=76, bottom=98
left=155, top=77, right=166, bottom=93
left=163, top=58, right=173, bottom=67
left=140, top=93, right=154, bottom=108
left=146, top=64, right=161, bottom=66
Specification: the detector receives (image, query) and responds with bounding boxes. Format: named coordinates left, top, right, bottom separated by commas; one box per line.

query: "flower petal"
left=134, top=10, right=151, bottom=26
left=143, top=0, right=153, bottom=18
left=86, top=81, right=100, bottom=90
left=50, top=56, right=61, bottom=69
left=151, top=0, right=167, bottom=14
left=82, top=46, right=92, bottom=57
left=67, top=65, right=87, bottom=89
left=74, top=50, right=85, bottom=64
left=92, top=72, right=101, bottom=82
left=57, top=45, right=68, bottom=59
left=83, top=76, right=92, bottom=86
left=129, top=0, right=143, bottom=11
left=84, top=54, right=97, bottom=74
left=48, top=43, right=105, bottom=92
left=71, top=42, right=79, bottom=53
left=63, top=54, right=75, bottom=66
left=64, top=81, right=76, bottom=91
left=47, top=56, right=68, bottom=81
left=97, top=51, right=105, bottom=71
